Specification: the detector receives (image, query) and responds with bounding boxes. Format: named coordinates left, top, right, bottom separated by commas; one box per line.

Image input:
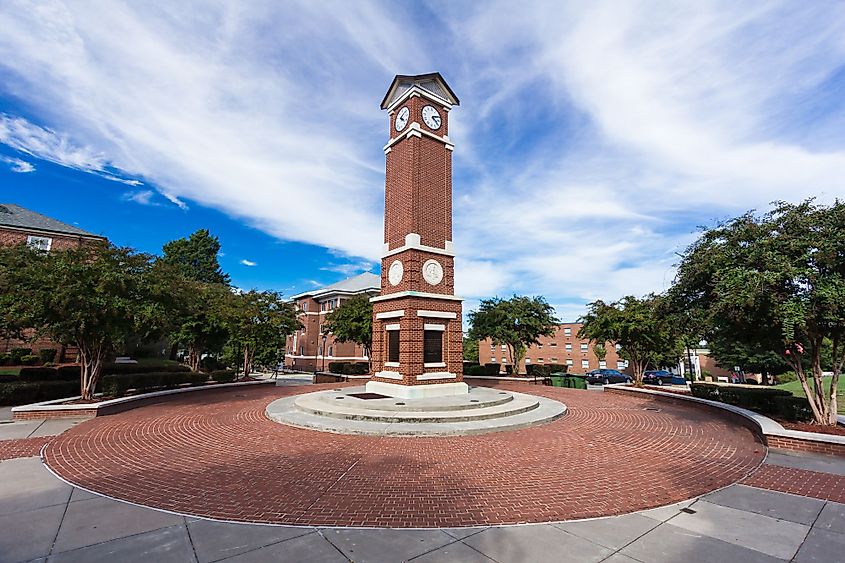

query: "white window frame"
left=27, top=235, right=52, bottom=252
left=581, top=359, right=590, bottom=369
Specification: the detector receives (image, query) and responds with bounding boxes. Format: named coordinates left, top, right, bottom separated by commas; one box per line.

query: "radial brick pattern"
left=0, top=436, right=51, bottom=460
left=744, top=464, right=845, bottom=503
left=43, top=383, right=765, bottom=527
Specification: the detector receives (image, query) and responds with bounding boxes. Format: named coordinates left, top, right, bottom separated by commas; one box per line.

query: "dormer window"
left=27, top=235, right=52, bottom=252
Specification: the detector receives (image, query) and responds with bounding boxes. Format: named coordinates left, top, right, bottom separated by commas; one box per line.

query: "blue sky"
left=1, top=1, right=844, bottom=321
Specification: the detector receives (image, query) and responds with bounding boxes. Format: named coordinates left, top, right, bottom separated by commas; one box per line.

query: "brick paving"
left=0, top=435, right=51, bottom=460
left=42, top=382, right=765, bottom=527
left=743, top=464, right=845, bottom=503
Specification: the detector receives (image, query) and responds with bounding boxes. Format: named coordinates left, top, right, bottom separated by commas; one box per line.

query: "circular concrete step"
left=266, top=386, right=567, bottom=436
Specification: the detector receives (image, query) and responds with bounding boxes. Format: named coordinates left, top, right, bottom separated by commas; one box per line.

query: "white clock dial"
left=388, top=260, right=404, bottom=286
left=394, top=106, right=410, bottom=132
left=421, top=105, right=442, bottom=130
left=422, top=259, right=444, bottom=286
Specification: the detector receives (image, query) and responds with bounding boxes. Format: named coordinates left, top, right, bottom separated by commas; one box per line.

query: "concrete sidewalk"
left=1, top=450, right=843, bottom=562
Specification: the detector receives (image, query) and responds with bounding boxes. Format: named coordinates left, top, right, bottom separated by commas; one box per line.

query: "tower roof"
left=380, top=72, right=460, bottom=110
left=291, top=272, right=381, bottom=300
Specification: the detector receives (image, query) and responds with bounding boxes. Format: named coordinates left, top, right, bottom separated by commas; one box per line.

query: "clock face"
left=394, top=106, right=410, bottom=132
left=388, top=260, right=404, bottom=286
left=421, top=105, right=441, bottom=130
left=422, top=259, right=444, bottom=286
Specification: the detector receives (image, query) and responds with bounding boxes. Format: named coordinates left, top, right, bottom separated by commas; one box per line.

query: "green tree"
left=0, top=243, right=166, bottom=399
left=323, top=295, right=373, bottom=368
left=468, top=296, right=559, bottom=375
left=463, top=337, right=479, bottom=363
left=707, top=334, right=788, bottom=384
left=593, top=343, right=607, bottom=362
left=161, top=229, right=230, bottom=285
left=670, top=200, right=845, bottom=424
left=165, top=273, right=233, bottom=372
left=579, top=295, right=681, bottom=386
left=227, top=290, right=300, bottom=375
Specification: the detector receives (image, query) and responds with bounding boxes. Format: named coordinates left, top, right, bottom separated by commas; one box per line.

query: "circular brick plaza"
left=42, top=383, right=766, bottom=527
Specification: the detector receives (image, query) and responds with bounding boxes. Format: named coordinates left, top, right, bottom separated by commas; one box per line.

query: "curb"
left=11, top=379, right=274, bottom=420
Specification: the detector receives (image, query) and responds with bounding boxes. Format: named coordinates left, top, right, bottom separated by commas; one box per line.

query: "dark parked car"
left=585, top=369, right=632, bottom=385
left=643, top=370, right=687, bottom=386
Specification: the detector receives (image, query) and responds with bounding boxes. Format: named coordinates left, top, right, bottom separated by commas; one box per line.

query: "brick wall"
left=0, top=226, right=99, bottom=250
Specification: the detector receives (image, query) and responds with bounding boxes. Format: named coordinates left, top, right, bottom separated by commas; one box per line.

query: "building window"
left=618, top=360, right=627, bottom=370
left=501, top=344, right=507, bottom=350
left=616, top=343, right=622, bottom=352
left=537, top=343, right=543, bottom=348
left=299, top=345, right=304, bottom=355
left=537, top=358, right=544, bottom=363
left=525, top=358, right=531, bottom=363
left=564, top=327, right=571, bottom=336
left=387, top=330, right=400, bottom=363
left=580, top=343, right=588, bottom=352
left=502, top=357, right=507, bottom=363
left=566, top=359, right=574, bottom=366
left=599, top=360, right=607, bottom=369
left=491, top=357, right=497, bottom=362
left=423, top=330, right=443, bottom=364
left=581, top=359, right=590, bottom=369
left=328, top=346, right=333, bottom=357
left=565, top=343, right=572, bottom=352
left=551, top=357, right=558, bottom=362
left=26, top=236, right=52, bottom=252
left=301, top=301, right=308, bottom=312
left=549, top=342, right=557, bottom=347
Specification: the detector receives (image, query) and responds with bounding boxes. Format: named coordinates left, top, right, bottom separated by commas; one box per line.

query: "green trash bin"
left=550, top=376, right=564, bottom=387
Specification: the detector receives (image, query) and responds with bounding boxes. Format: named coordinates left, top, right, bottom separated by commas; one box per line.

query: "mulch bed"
left=779, top=420, right=845, bottom=436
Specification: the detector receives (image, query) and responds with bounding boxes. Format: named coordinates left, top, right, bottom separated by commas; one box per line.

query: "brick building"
left=284, top=273, right=380, bottom=372
left=479, top=322, right=629, bottom=375
left=0, top=203, right=106, bottom=358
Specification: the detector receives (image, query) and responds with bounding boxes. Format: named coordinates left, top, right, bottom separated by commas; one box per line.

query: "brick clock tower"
left=366, top=73, right=468, bottom=399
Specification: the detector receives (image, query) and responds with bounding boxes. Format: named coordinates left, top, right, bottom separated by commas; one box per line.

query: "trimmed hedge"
left=10, top=348, right=32, bottom=364
left=102, top=362, right=190, bottom=375
left=691, top=382, right=814, bottom=422
left=18, top=367, right=58, bottom=381
left=526, top=365, right=551, bottom=377
left=56, top=365, right=81, bottom=380
left=210, top=369, right=236, bottom=383
left=38, top=348, right=58, bottom=364
left=0, top=353, right=11, bottom=366
left=0, top=380, right=78, bottom=406
left=19, top=354, right=40, bottom=366
left=772, top=395, right=814, bottom=422
left=464, top=364, right=502, bottom=376
left=101, top=370, right=209, bottom=397
left=327, top=362, right=369, bottom=375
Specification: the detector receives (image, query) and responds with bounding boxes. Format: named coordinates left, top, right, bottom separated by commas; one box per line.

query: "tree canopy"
left=323, top=295, right=373, bottom=366
left=0, top=242, right=168, bottom=399
left=161, top=229, right=230, bottom=285
left=579, top=294, right=681, bottom=385
left=669, top=199, right=845, bottom=424
left=468, top=296, right=559, bottom=374
left=226, top=290, right=300, bottom=375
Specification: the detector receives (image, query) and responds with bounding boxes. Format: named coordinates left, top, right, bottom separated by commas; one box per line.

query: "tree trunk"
left=79, top=341, right=106, bottom=401
left=187, top=344, right=201, bottom=372
left=242, top=344, right=251, bottom=376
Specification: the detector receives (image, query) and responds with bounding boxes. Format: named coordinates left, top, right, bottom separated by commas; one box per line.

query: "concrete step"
left=295, top=390, right=539, bottom=423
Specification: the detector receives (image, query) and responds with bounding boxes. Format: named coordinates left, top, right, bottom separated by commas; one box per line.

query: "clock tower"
left=366, top=73, right=468, bottom=399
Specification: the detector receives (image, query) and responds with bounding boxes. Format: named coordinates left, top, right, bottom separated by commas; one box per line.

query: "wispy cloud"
left=240, top=259, right=257, bottom=267
left=0, top=154, right=34, bottom=173
left=0, top=1, right=843, bottom=320
left=122, top=189, right=157, bottom=206
left=320, top=260, right=373, bottom=277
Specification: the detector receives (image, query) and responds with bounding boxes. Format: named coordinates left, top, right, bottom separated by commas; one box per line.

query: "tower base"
left=365, top=380, right=469, bottom=399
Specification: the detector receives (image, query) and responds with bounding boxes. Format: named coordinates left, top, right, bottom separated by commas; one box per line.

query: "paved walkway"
left=1, top=380, right=843, bottom=562
left=41, top=383, right=763, bottom=526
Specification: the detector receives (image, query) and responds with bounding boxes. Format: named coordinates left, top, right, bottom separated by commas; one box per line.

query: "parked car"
left=585, top=369, right=632, bottom=385
left=642, top=370, right=686, bottom=386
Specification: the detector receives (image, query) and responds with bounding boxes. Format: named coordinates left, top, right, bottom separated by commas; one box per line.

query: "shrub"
left=504, top=365, right=515, bottom=375
left=9, top=348, right=32, bottom=364
left=18, top=366, right=58, bottom=381
left=102, top=362, right=191, bottom=375
left=38, top=348, right=58, bottom=364
left=20, top=354, right=41, bottom=366
left=0, top=380, right=79, bottom=406
left=0, top=353, right=12, bottom=366
left=56, top=365, right=81, bottom=380
left=547, top=363, right=568, bottom=374
left=526, top=365, right=552, bottom=377
left=775, top=371, right=798, bottom=385
left=200, top=356, right=224, bottom=372
left=327, top=362, right=369, bottom=375
left=690, top=383, right=721, bottom=401
left=773, top=395, right=814, bottom=422
left=210, top=370, right=236, bottom=383
left=464, top=364, right=502, bottom=376
left=691, top=382, right=791, bottom=415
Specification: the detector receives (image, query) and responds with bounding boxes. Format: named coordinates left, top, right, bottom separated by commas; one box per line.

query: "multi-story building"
left=479, top=322, right=628, bottom=374
left=284, top=272, right=380, bottom=372
left=0, top=203, right=106, bottom=358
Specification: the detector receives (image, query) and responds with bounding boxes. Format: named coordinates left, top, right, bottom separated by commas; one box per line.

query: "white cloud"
left=240, top=259, right=257, bottom=267
left=0, top=155, right=34, bottom=173
left=123, top=189, right=156, bottom=206
left=320, top=260, right=374, bottom=277
left=0, top=1, right=843, bottom=322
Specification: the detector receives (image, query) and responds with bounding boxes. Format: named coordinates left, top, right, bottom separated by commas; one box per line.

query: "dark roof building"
left=0, top=203, right=105, bottom=251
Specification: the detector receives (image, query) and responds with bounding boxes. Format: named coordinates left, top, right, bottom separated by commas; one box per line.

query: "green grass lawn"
left=130, top=358, right=182, bottom=366
left=0, top=368, right=20, bottom=376
left=775, top=376, right=845, bottom=414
